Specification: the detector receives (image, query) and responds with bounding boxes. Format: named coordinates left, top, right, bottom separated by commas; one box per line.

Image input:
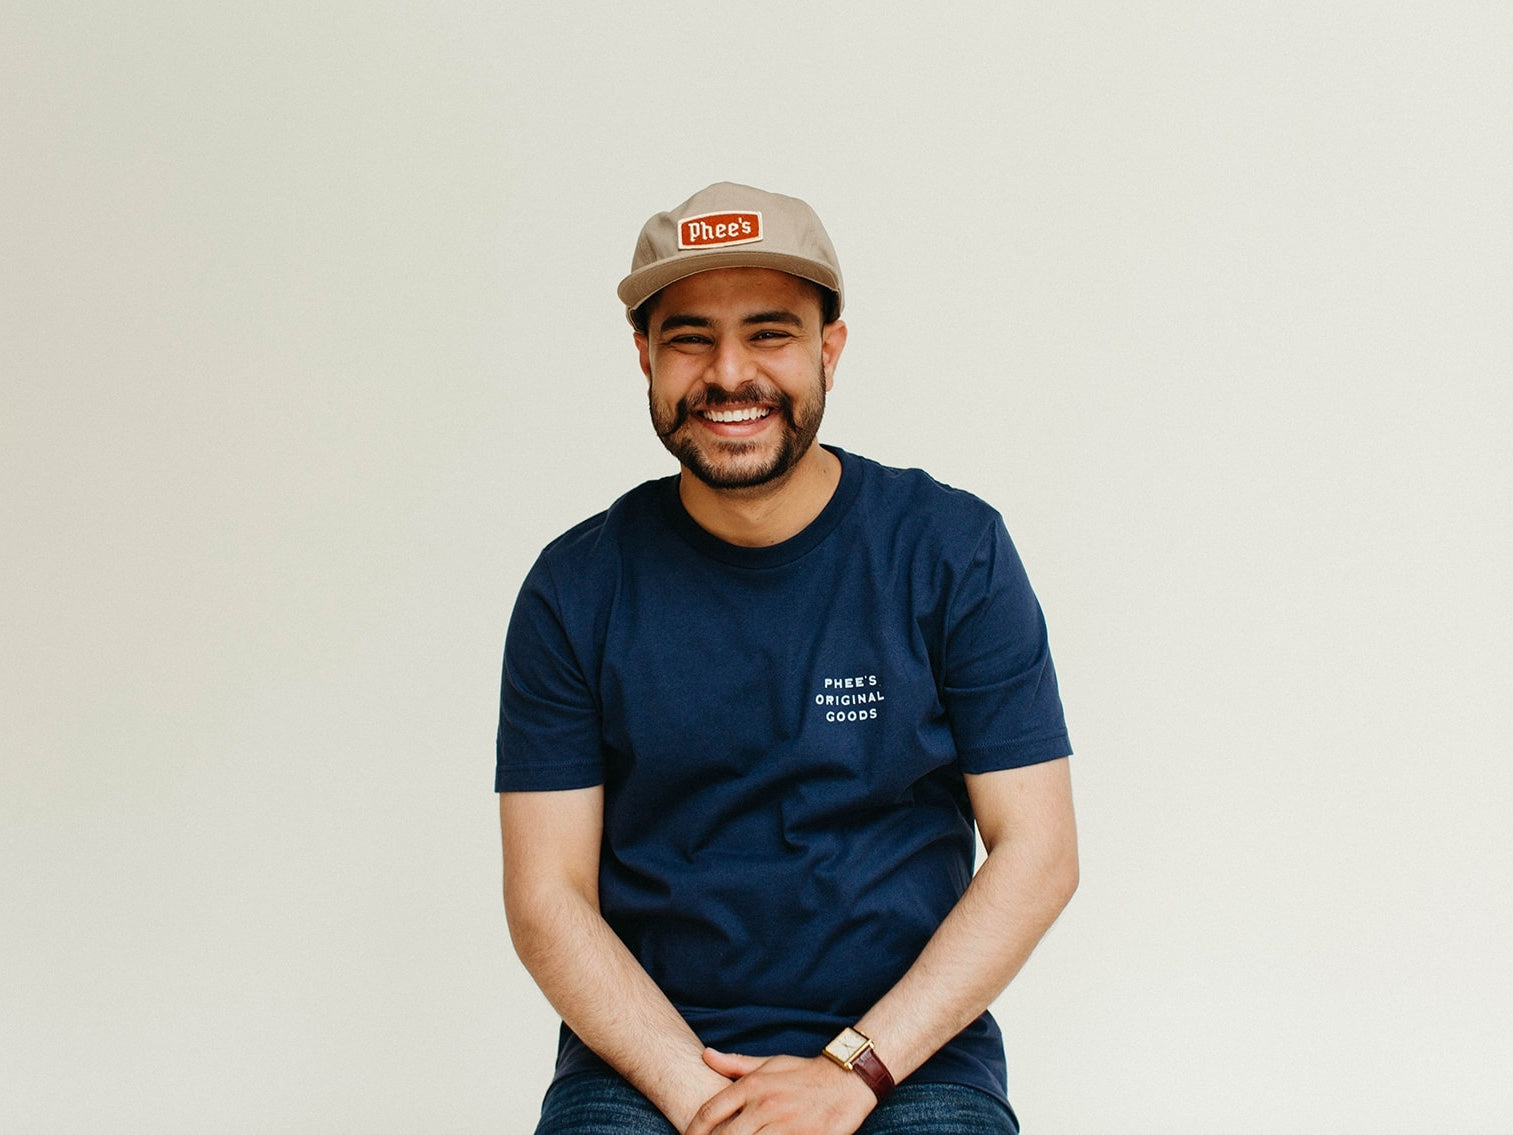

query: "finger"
left=684, top=1080, right=745, bottom=1135
left=701, top=1047, right=766, bottom=1077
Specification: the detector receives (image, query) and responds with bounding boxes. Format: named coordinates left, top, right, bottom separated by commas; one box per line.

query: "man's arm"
left=501, top=788, right=733, bottom=1132
left=687, top=756, right=1078, bottom=1135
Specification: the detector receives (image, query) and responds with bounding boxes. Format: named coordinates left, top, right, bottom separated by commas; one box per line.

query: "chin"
left=680, top=438, right=792, bottom=490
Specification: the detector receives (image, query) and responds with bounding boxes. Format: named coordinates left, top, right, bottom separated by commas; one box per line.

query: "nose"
left=705, top=336, right=751, bottom=391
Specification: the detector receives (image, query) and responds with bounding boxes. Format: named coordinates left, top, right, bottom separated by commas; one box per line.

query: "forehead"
left=649, top=267, right=824, bottom=324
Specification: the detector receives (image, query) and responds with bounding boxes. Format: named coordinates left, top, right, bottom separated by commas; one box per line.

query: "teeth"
left=702, top=407, right=770, bottom=423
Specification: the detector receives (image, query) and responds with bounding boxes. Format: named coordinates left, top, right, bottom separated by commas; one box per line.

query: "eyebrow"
left=742, top=310, right=804, bottom=328
left=656, top=310, right=806, bottom=334
left=656, top=314, right=713, bottom=333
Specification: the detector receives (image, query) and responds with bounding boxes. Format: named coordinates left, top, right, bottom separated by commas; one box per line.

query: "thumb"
left=702, top=1047, right=766, bottom=1078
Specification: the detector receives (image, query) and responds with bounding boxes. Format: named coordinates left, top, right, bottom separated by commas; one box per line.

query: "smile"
left=700, top=407, right=772, bottom=423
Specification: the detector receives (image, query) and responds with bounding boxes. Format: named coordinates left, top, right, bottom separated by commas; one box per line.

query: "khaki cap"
left=617, top=182, right=844, bottom=324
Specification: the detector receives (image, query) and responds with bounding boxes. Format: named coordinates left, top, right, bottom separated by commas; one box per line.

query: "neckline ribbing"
left=659, top=446, right=862, bottom=569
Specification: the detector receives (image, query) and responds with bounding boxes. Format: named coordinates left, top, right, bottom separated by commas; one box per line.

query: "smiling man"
left=498, top=183, right=1078, bottom=1135
left=645, top=268, right=835, bottom=486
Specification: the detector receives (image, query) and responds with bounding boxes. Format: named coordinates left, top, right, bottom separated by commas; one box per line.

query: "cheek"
left=647, top=361, right=699, bottom=399
left=646, top=375, right=687, bottom=414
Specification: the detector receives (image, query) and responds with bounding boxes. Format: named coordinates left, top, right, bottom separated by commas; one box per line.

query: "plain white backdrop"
left=3, top=2, right=1509, bottom=1131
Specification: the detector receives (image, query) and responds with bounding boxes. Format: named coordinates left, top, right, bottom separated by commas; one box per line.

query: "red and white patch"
left=678, top=211, right=763, bottom=250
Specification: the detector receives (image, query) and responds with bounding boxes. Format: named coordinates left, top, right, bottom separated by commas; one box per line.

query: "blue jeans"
left=535, top=1071, right=1020, bottom=1134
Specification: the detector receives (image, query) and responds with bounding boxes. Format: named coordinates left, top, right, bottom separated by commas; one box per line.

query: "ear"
left=634, top=331, right=652, bottom=383
left=820, top=319, right=847, bottom=391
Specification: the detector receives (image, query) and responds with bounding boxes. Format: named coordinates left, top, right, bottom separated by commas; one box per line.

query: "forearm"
left=501, top=788, right=728, bottom=1130
left=686, top=761, right=1077, bottom=1135
left=853, top=827, right=1078, bottom=1081
left=507, top=883, right=729, bottom=1130
left=688, top=834, right=1076, bottom=1135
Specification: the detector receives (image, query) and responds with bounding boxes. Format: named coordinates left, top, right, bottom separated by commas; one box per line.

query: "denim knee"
left=535, top=1073, right=677, bottom=1135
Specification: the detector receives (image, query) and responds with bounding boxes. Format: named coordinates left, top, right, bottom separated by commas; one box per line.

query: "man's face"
left=635, top=267, right=847, bottom=492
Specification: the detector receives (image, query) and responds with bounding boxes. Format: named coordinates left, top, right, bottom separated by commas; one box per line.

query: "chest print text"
left=814, top=673, right=886, bottom=723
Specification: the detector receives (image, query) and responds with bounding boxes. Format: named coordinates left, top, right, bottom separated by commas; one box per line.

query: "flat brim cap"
left=617, top=182, right=844, bottom=323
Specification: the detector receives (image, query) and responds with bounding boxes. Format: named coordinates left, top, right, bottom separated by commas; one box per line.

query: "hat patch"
left=678, top=211, right=762, bottom=250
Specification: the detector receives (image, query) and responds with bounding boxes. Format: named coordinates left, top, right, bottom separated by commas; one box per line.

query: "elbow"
left=1031, top=827, right=1079, bottom=921
left=501, top=866, right=545, bottom=962
left=982, top=826, right=1078, bottom=924
left=502, top=875, right=553, bottom=962
left=503, top=875, right=597, bottom=978
left=1054, top=841, right=1079, bottom=913
left=1048, top=818, right=1079, bottom=911
left=504, top=890, right=556, bottom=976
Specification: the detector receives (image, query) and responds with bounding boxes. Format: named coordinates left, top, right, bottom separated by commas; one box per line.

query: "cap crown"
left=618, top=182, right=843, bottom=322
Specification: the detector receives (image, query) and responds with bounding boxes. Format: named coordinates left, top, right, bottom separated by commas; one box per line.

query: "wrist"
left=658, top=1062, right=732, bottom=1133
left=820, top=1025, right=896, bottom=1103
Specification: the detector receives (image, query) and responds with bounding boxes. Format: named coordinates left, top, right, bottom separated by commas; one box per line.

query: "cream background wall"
left=3, top=2, right=1509, bottom=1130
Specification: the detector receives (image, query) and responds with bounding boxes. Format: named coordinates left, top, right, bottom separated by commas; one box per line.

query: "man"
left=498, top=182, right=1078, bottom=1135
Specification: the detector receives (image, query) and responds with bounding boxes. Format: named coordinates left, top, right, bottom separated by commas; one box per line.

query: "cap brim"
left=617, top=249, right=842, bottom=320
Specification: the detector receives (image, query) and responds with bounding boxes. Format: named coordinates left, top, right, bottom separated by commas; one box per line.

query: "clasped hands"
left=683, top=1047, right=877, bottom=1135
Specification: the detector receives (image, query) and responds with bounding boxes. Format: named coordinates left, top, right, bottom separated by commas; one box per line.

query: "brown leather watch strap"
left=849, top=1044, right=896, bottom=1102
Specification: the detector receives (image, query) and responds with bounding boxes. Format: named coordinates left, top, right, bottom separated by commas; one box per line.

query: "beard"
left=649, top=366, right=827, bottom=491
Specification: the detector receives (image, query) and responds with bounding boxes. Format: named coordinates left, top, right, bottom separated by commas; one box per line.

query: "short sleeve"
left=940, top=517, right=1071, bottom=773
left=494, top=556, right=606, bottom=792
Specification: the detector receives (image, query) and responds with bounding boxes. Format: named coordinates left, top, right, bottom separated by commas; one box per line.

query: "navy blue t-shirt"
left=496, top=447, right=1070, bottom=1102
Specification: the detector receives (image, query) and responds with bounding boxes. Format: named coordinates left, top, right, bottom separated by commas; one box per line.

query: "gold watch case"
left=823, top=1026, right=873, bottom=1070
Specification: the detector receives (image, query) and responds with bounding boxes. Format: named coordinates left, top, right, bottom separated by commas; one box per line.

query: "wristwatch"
left=821, top=1026, right=895, bottom=1102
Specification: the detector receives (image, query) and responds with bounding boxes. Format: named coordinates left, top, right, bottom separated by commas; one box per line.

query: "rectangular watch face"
left=828, top=1027, right=870, bottom=1065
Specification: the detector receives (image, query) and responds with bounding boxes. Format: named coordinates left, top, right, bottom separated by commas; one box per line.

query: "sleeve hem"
left=494, top=764, right=605, bottom=793
left=957, top=733, right=1072, bottom=774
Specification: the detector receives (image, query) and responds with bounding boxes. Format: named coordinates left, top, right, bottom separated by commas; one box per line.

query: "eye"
left=751, top=329, right=792, bottom=342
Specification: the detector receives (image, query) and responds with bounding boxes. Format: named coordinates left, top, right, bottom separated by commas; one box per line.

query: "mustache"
left=688, top=382, right=786, bottom=411
left=655, top=383, right=793, bottom=438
